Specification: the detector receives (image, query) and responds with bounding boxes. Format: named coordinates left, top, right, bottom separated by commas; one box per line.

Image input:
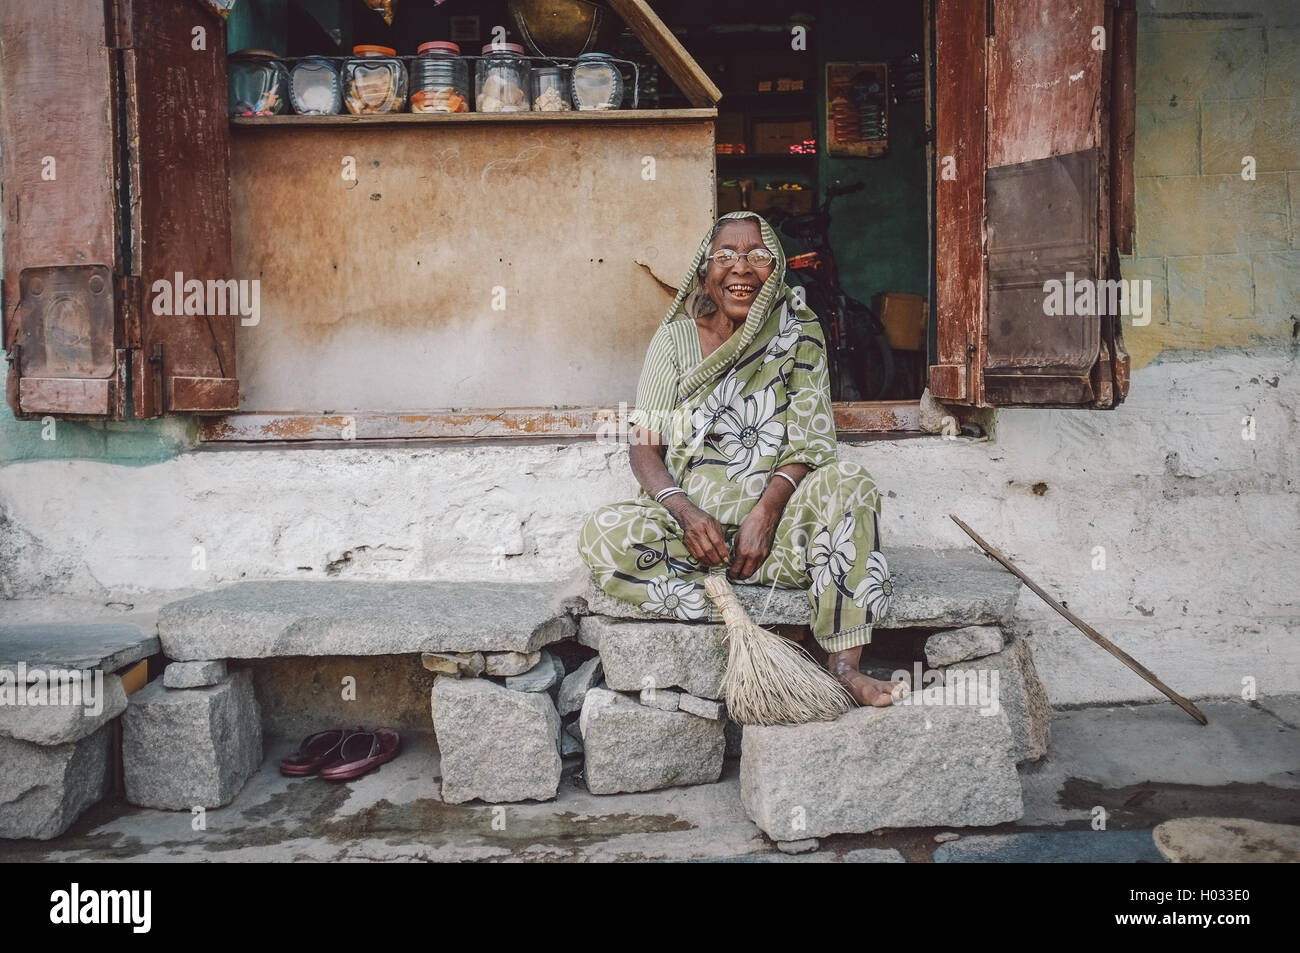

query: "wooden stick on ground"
left=950, top=514, right=1208, bottom=726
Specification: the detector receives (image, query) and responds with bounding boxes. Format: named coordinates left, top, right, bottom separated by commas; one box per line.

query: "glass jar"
left=410, top=41, right=470, bottom=113
left=288, top=56, right=342, bottom=115
left=342, top=45, right=407, bottom=115
left=530, top=66, right=570, bottom=112
left=228, top=50, right=287, bottom=117
left=475, top=42, right=530, bottom=112
left=570, top=52, right=623, bottom=110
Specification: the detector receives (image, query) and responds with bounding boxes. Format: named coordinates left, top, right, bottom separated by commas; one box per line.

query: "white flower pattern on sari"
left=852, top=550, right=893, bottom=620
left=763, top=303, right=800, bottom=365
left=640, top=575, right=709, bottom=620
left=715, top=387, right=785, bottom=480
left=689, top=371, right=742, bottom=450
left=807, top=512, right=857, bottom=597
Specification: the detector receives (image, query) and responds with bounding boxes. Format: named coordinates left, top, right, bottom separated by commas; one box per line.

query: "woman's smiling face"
left=703, top=220, right=774, bottom=323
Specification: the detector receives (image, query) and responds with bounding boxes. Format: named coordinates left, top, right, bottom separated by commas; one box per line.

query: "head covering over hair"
left=658, top=211, right=803, bottom=407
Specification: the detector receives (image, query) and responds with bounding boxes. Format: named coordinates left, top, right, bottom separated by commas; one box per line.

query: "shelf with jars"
left=228, top=44, right=705, bottom=124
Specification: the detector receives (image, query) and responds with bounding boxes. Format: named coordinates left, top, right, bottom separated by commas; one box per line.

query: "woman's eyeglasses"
left=707, top=248, right=775, bottom=269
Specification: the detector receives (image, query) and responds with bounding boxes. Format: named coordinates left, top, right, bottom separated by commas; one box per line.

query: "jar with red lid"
left=410, top=41, right=470, bottom=113
left=475, top=42, right=530, bottom=112
left=343, top=45, right=407, bottom=114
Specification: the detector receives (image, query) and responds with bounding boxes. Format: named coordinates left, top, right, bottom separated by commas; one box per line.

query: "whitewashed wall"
left=1, top=344, right=1297, bottom=705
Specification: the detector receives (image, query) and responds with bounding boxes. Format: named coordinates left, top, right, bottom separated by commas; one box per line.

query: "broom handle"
left=703, top=572, right=751, bottom=631
left=950, top=514, right=1208, bottom=726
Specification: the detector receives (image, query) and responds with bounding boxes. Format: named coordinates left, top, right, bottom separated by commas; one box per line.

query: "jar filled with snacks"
left=288, top=56, right=342, bottom=115
left=343, top=45, right=407, bottom=115
left=228, top=50, right=288, bottom=116
left=410, top=41, right=470, bottom=113
left=570, top=52, right=623, bottom=110
left=475, top=42, right=530, bottom=112
left=530, top=66, right=570, bottom=112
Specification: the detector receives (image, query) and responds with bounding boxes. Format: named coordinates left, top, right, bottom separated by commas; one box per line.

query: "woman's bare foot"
left=826, top=647, right=909, bottom=708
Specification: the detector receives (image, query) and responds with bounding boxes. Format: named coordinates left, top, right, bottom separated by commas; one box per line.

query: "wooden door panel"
left=928, top=0, right=1131, bottom=408
left=1, top=0, right=124, bottom=417
left=123, top=0, right=238, bottom=416
left=987, top=0, right=1104, bottom=167
left=930, top=0, right=987, bottom=402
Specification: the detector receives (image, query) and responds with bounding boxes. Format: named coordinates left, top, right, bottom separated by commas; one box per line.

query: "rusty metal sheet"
left=930, top=0, right=986, bottom=403
left=229, top=118, right=716, bottom=412
left=170, top=376, right=239, bottom=412
left=985, top=149, right=1100, bottom=399
left=987, top=0, right=1105, bottom=169
left=14, top=266, right=116, bottom=381
left=0, top=0, right=122, bottom=417
left=124, top=0, right=237, bottom=416
left=17, top=379, right=112, bottom=416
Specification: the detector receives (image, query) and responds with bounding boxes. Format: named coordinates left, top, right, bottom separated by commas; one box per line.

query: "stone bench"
left=0, top=621, right=155, bottom=839
left=122, top=548, right=1044, bottom=839
left=576, top=546, right=1024, bottom=629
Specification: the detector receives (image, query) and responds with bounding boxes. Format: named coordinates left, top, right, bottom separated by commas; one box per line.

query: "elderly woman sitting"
left=578, top=211, right=905, bottom=707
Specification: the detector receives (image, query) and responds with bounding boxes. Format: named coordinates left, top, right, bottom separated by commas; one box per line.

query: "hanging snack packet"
left=364, top=0, right=397, bottom=26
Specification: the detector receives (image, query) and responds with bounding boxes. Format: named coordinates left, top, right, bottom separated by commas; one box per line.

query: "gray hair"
left=696, top=219, right=732, bottom=280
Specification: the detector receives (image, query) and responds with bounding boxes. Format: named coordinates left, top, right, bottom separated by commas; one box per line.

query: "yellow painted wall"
left=1122, top=0, right=1299, bottom=370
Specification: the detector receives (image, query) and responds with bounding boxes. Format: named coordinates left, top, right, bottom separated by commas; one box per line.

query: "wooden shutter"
left=931, top=0, right=1135, bottom=408
left=120, top=0, right=239, bottom=416
left=1, top=0, right=237, bottom=419
left=1, top=1, right=127, bottom=418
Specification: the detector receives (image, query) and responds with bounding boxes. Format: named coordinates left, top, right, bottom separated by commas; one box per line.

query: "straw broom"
left=703, top=570, right=854, bottom=726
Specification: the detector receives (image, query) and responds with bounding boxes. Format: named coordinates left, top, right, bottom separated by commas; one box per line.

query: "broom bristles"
left=704, top=574, right=854, bottom=726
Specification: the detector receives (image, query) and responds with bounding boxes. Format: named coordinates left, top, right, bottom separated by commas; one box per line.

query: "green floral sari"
left=579, top=211, right=893, bottom=651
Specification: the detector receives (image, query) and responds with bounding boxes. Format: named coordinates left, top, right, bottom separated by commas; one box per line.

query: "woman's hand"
left=728, top=501, right=780, bottom=581
left=665, top=497, right=732, bottom=568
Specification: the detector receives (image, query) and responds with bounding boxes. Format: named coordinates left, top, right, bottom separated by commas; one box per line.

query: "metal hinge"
left=108, top=0, right=132, bottom=50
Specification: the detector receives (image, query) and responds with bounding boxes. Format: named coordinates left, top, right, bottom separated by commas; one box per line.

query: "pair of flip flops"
left=278, top=726, right=401, bottom=781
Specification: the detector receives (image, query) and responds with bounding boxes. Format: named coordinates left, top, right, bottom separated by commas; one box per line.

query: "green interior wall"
left=814, top=3, right=928, bottom=306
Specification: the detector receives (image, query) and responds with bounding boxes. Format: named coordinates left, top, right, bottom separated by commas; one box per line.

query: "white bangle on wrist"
left=655, top=486, right=687, bottom=505
left=773, top=471, right=799, bottom=492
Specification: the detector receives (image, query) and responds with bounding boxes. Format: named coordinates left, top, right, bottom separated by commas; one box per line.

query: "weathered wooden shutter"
left=119, top=0, right=239, bottom=416
left=1, top=1, right=127, bottom=417
left=932, top=0, right=1135, bottom=408
left=1, top=0, right=238, bottom=419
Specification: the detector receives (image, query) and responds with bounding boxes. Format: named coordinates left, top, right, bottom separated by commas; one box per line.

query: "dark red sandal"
left=279, top=726, right=363, bottom=777
left=318, top=727, right=401, bottom=782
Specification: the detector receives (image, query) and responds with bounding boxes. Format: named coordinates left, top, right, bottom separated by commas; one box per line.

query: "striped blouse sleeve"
left=628, top=322, right=679, bottom=437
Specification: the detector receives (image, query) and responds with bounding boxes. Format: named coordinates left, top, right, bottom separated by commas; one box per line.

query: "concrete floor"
left=2, top=697, right=1296, bottom=863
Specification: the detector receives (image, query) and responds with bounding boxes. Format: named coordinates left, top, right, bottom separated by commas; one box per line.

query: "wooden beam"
left=198, top=403, right=923, bottom=443
left=605, top=0, right=722, bottom=108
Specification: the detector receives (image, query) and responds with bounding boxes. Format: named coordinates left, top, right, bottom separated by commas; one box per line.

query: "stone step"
left=157, top=580, right=579, bottom=660
left=578, top=546, right=1022, bottom=629
left=741, top=703, right=1024, bottom=839
left=0, top=620, right=154, bottom=841
left=0, top=621, right=157, bottom=671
